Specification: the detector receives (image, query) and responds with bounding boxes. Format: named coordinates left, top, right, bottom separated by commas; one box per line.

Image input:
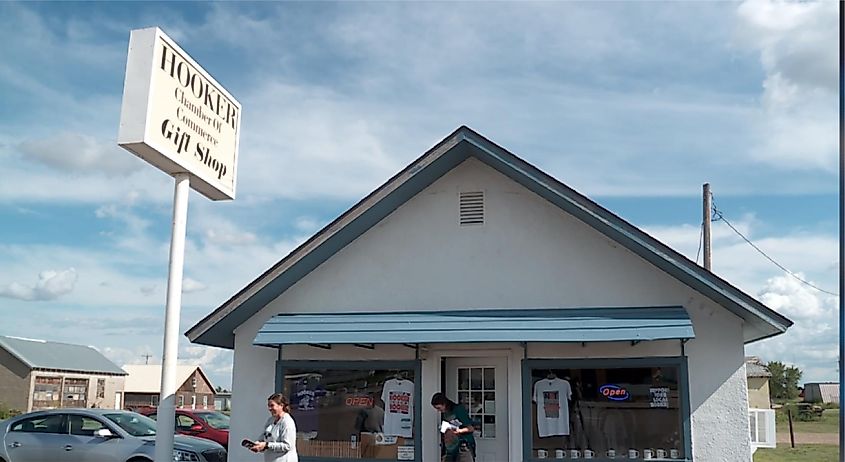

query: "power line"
left=710, top=205, right=839, bottom=297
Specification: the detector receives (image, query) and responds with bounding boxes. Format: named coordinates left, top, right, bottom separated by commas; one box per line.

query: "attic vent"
left=459, top=191, right=485, bottom=226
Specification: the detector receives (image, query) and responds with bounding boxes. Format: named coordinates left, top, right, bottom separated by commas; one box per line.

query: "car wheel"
left=127, top=458, right=152, bottom=462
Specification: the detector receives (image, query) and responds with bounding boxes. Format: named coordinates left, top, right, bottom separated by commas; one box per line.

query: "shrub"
left=0, top=402, right=22, bottom=420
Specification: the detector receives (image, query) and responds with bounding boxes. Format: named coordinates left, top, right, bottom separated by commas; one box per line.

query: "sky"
left=0, top=1, right=838, bottom=390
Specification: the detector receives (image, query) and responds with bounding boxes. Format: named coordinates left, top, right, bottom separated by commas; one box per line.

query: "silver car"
left=0, top=409, right=227, bottom=462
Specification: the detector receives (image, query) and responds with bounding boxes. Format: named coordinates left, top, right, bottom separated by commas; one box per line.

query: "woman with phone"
left=245, top=393, right=298, bottom=461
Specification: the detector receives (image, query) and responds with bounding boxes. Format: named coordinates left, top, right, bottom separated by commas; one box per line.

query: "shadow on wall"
left=685, top=298, right=747, bottom=415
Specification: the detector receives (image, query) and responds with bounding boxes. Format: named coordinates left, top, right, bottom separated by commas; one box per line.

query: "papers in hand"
left=440, top=420, right=459, bottom=434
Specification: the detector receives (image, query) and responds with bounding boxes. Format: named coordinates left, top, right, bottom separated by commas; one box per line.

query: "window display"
left=526, top=360, right=687, bottom=461
left=381, top=376, right=414, bottom=438
left=532, top=373, right=572, bottom=437
left=280, top=361, right=418, bottom=461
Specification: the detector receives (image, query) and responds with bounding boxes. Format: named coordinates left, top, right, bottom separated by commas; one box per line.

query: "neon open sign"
left=599, top=384, right=630, bottom=401
left=345, top=396, right=374, bottom=407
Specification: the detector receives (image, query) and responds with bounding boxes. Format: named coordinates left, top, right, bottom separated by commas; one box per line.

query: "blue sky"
left=0, top=1, right=838, bottom=389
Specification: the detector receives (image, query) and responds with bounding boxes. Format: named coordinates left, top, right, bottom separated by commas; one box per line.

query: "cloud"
left=0, top=1, right=837, bottom=209
left=182, top=278, right=207, bottom=293
left=747, top=274, right=839, bottom=383
left=646, top=218, right=838, bottom=383
left=735, top=0, right=838, bottom=172
left=294, top=216, right=322, bottom=233
left=203, top=226, right=258, bottom=247
left=44, top=316, right=160, bottom=333
left=0, top=267, right=78, bottom=301
left=239, top=82, right=403, bottom=200
left=95, top=203, right=164, bottom=256
left=100, top=345, right=158, bottom=369
left=19, top=132, right=144, bottom=176
left=644, top=216, right=837, bottom=296
left=643, top=216, right=755, bottom=264
left=757, top=272, right=838, bottom=324
left=180, top=344, right=234, bottom=388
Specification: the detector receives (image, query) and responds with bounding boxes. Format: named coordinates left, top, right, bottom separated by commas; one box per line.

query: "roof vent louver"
left=459, top=191, right=484, bottom=226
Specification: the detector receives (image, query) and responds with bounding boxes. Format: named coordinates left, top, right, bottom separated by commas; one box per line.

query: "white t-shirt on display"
left=532, top=378, right=572, bottom=437
left=381, top=378, right=414, bottom=438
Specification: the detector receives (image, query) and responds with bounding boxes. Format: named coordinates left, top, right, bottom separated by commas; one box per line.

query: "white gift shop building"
left=187, top=127, right=792, bottom=462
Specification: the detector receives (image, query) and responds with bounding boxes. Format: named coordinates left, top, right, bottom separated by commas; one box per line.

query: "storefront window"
left=525, top=359, right=688, bottom=461
left=280, top=361, right=419, bottom=461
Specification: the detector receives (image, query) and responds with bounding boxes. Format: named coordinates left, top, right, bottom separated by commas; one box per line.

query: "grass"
left=776, top=408, right=840, bottom=434
left=753, top=445, right=839, bottom=462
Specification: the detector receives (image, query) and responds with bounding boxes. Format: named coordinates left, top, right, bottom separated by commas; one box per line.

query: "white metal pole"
left=703, top=183, right=712, bottom=271
left=154, top=173, right=190, bottom=462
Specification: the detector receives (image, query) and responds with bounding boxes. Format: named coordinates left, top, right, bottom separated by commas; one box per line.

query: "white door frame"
left=423, top=344, right=524, bottom=462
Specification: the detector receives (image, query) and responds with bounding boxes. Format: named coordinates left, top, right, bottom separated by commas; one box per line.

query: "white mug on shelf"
left=570, top=449, right=581, bottom=459
left=669, top=449, right=680, bottom=459
left=583, top=449, right=594, bottom=459
left=655, top=449, right=667, bottom=458
left=643, top=448, right=654, bottom=459
left=538, top=449, right=548, bottom=459
left=628, top=449, right=639, bottom=459
left=555, top=449, right=565, bottom=459
left=606, top=449, right=617, bottom=458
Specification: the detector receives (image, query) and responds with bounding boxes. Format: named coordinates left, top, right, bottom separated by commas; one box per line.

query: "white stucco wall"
left=227, top=158, right=751, bottom=461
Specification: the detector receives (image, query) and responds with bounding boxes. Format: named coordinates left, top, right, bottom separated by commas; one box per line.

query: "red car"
left=141, top=408, right=230, bottom=449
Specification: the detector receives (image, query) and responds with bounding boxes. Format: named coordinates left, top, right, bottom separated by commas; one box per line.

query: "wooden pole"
left=787, top=407, right=795, bottom=448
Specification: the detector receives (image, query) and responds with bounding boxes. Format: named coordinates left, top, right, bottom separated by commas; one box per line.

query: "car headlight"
left=173, top=449, right=200, bottom=461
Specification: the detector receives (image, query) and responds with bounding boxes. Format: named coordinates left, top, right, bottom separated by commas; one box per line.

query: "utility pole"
left=703, top=183, right=712, bottom=271
left=142, top=354, right=153, bottom=365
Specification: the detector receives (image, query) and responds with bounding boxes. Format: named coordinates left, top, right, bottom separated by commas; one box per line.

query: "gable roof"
left=122, top=364, right=214, bottom=394
left=0, top=335, right=126, bottom=375
left=186, top=126, right=792, bottom=349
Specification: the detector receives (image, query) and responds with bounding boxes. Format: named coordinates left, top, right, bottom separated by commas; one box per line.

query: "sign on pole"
left=119, top=27, right=241, bottom=200
left=117, top=27, right=240, bottom=462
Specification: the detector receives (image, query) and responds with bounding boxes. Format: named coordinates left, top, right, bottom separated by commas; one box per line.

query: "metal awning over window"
left=253, top=306, right=694, bottom=346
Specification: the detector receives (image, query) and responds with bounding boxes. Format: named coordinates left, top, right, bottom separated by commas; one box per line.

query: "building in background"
left=214, top=391, right=231, bottom=412
left=0, top=335, right=127, bottom=412
left=745, top=357, right=772, bottom=409
left=122, top=364, right=216, bottom=410
left=803, top=382, right=840, bottom=404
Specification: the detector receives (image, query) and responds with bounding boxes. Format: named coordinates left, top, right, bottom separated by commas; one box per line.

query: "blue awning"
left=253, top=306, right=694, bottom=346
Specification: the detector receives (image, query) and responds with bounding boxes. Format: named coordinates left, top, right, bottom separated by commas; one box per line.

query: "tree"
left=767, top=361, right=802, bottom=401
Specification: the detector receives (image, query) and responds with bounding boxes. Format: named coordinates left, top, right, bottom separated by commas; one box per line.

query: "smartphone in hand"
left=241, top=439, right=256, bottom=449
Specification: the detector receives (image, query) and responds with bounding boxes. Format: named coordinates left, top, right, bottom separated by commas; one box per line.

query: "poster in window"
left=649, top=387, right=669, bottom=408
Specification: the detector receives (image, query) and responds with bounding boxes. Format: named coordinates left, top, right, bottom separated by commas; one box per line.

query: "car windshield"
left=104, top=412, right=157, bottom=437
left=197, top=412, right=230, bottom=430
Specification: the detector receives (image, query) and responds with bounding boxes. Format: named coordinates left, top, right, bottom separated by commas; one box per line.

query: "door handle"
left=64, top=444, right=73, bottom=451
left=8, top=441, right=20, bottom=448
